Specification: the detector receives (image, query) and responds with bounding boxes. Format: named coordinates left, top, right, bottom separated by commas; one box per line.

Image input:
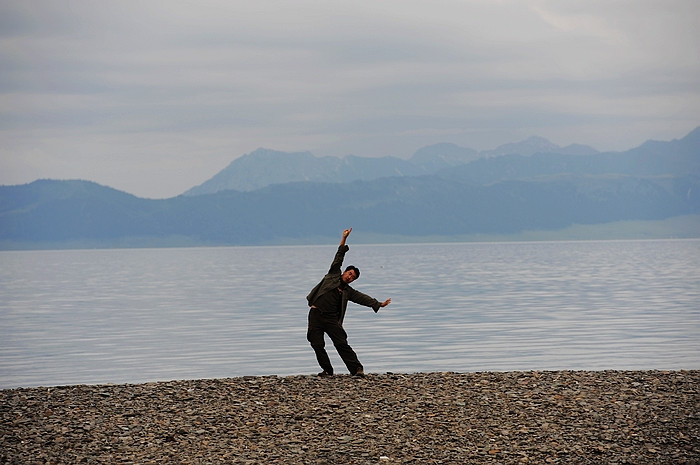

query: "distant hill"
left=1, top=127, right=698, bottom=248
left=2, top=174, right=697, bottom=248
left=183, top=148, right=423, bottom=196
left=440, top=129, right=700, bottom=185
left=480, top=136, right=598, bottom=158
left=184, top=136, right=600, bottom=195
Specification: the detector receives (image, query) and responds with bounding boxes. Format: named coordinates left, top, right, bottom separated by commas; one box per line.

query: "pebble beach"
left=2, top=370, right=698, bottom=464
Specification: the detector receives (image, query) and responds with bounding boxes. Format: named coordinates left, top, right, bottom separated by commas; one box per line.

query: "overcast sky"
left=1, top=1, right=698, bottom=198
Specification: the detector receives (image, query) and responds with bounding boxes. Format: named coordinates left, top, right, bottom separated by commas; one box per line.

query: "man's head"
left=342, top=265, right=360, bottom=284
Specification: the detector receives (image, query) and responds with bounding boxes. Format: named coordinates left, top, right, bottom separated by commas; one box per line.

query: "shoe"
left=317, top=371, right=333, bottom=377
left=353, top=368, right=365, bottom=377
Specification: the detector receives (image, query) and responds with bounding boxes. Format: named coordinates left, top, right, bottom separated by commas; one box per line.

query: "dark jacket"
left=306, top=245, right=381, bottom=325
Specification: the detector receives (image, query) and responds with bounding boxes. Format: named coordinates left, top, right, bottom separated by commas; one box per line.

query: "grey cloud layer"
left=1, top=0, right=698, bottom=198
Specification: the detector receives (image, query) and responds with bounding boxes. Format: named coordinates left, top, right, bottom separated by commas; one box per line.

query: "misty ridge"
left=1, top=127, right=699, bottom=249
left=183, top=135, right=599, bottom=195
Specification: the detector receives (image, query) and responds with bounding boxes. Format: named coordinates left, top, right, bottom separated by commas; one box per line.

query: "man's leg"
left=325, top=320, right=363, bottom=375
left=307, top=308, right=334, bottom=374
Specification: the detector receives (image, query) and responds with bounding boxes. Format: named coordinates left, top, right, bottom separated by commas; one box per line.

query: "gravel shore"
left=2, top=370, right=698, bottom=464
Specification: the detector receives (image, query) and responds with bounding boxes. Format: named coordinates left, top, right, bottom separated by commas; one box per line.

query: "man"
left=306, top=228, right=391, bottom=377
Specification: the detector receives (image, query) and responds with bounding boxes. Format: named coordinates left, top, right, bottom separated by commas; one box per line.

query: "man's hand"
left=380, top=298, right=391, bottom=307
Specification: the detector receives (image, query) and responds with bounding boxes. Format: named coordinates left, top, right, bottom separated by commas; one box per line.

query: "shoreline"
left=2, top=217, right=699, bottom=251
left=2, top=370, right=698, bottom=464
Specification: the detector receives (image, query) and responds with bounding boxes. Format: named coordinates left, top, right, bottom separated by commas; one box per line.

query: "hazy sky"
left=2, top=1, right=699, bottom=198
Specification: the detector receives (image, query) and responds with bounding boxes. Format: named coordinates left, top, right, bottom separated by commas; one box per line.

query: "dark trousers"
left=307, top=307, right=363, bottom=375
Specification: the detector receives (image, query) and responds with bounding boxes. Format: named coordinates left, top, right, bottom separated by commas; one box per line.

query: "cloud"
left=1, top=0, right=698, bottom=198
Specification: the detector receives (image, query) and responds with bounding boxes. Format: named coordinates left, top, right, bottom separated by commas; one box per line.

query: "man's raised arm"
left=340, top=227, right=352, bottom=247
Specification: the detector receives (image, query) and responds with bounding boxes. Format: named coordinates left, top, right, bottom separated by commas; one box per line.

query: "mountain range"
left=1, top=128, right=699, bottom=249
left=184, top=137, right=599, bottom=195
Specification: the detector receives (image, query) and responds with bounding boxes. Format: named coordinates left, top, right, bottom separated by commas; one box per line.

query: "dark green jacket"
left=306, top=245, right=381, bottom=325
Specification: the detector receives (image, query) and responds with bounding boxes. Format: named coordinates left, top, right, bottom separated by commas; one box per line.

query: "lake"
left=1, top=239, right=698, bottom=388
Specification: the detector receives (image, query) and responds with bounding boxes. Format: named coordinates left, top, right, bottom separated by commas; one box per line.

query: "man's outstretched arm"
left=327, top=228, right=352, bottom=274
left=347, top=290, right=391, bottom=313
left=340, top=227, right=352, bottom=247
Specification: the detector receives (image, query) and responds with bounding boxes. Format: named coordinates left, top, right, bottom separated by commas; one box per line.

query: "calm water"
left=1, top=239, right=699, bottom=388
